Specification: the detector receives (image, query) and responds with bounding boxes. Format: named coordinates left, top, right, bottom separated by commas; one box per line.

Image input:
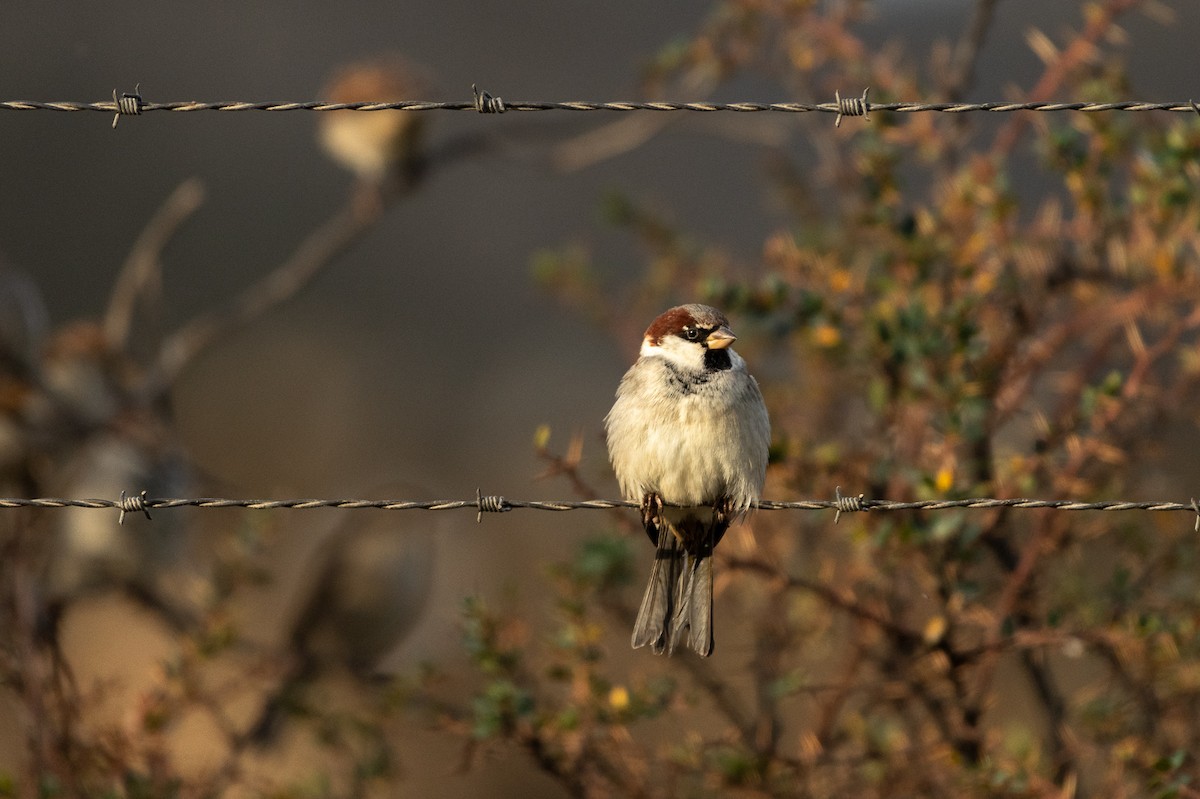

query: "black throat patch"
left=663, top=349, right=733, bottom=395
left=704, top=348, right=732, bottom=372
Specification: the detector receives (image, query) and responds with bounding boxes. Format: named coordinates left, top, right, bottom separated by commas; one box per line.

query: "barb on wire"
left=3, top=492, right=1200, bottom=526
left=834, top=88, right=870, bottom=127
left=110, top=84, right=142, bottom=128
left=116, top=490, right=151, bottom=524
left=476, top=487, right=509, bottom=522
left=833, top=486, right=865, bottom=523
left=472, top=84, right=506, bottom=114
left=4, top=91, right=1200, bottom=120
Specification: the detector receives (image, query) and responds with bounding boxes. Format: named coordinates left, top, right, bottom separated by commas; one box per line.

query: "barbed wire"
left=3, top=86, right=1199, bottom=129
left=2, top=489, right=1198, bottom=528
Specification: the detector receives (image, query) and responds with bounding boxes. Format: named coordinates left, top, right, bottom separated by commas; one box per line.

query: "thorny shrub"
left=515, top=1, right=1200, bottom=797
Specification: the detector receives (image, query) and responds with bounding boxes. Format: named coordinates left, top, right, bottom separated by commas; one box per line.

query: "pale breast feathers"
left=605, top=356, right=768, bottom=510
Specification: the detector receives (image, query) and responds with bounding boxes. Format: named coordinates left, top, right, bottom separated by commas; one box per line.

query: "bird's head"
left=639, top=304, right=737, bottom=371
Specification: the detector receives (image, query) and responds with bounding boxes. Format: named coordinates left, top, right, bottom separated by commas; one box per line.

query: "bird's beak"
left=705, top=326, right=736, bottom=349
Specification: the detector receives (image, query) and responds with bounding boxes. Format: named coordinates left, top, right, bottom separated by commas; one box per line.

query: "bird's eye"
left=682, top=327, right=701, bottom=341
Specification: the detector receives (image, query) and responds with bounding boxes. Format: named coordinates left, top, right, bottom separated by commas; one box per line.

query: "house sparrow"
left=318, top=55, right=433, bottom=188
left=605, top=304, right=770, bottom=657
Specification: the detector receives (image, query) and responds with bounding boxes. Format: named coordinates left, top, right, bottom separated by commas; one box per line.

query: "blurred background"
left=2, top=0, right=1200, bottom=796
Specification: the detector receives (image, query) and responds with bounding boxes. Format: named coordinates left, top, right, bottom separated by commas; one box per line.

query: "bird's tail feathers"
left=633, top=516, right=719, bottom=657
left=631, top=532, right=680, bottom=654
left=669, top=554, right=714, bottom=656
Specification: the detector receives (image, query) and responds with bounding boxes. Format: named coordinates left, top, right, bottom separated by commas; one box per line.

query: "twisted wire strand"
left=2, top=494, right=1198, bottom=522
left=4, top=97, right=1200, bottom=116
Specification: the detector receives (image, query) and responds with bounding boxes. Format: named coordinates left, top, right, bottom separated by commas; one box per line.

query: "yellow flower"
left=812, top=324, right=841, bottom=348
left=934, top=468, right=953, bottom=493
left=608, top=685, right=630, bottom=712
left=1153, top=247, right=1174, bottom=278
left=828, top=268, right=853, bottom=293
left=972, top=270, right=996, bottom=295
left=923, top=615, right=947, bottom=644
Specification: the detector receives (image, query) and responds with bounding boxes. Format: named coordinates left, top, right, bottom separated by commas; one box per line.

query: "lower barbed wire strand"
left=1, top=495, right=1198, bottom=519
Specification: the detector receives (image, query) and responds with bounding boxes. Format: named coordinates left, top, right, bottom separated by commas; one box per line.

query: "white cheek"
left=642, top=338, right=708, bottom=371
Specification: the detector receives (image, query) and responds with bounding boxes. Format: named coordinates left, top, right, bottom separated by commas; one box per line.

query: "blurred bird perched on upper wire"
left=317, top=55, right=434, bottom=190
left=249, top=481, right=440, bottom=744
left=605, top=305, right=770, bottom=657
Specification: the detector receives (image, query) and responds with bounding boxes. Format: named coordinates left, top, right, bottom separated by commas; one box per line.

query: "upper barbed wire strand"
left=4, top=93, right=1200, bottom=117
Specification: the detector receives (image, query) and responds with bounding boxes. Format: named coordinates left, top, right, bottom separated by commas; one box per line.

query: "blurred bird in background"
left=249, top=481, right=440, bottom=744
left=318, top=55, right=434, bottom=193
left=0, top=258, right=202, bottom=642
left=39, top=400, right=197, bottom=634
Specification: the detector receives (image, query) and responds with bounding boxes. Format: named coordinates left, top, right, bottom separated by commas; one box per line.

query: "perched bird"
left=605, top=305, right=770, bottom=657
left=317, top=55, right=433, bottom=188
left=31, top=322, right=200, bottom=633
left=42, top=423, right=197, bottom=632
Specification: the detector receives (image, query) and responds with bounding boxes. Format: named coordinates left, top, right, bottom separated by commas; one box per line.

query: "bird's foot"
left=712, top=496, right=735, bottom=527
left=641, top=493, right=664, bottom=529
